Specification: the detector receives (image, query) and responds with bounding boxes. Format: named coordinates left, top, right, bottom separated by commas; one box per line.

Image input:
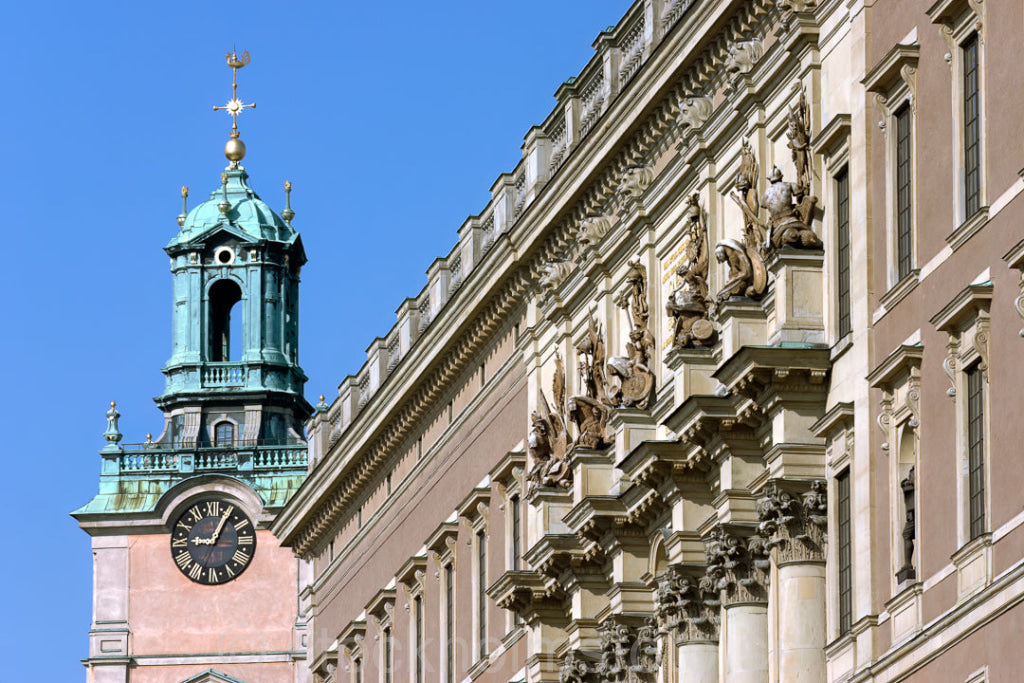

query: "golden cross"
left=213, top=48, right=255, bottom=138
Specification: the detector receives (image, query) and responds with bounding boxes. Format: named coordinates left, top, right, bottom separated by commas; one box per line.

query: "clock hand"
left=209, top=506, right=234, bottom=543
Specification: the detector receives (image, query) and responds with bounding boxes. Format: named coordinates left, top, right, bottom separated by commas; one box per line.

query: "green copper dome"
left=169, top=167, right=294, bottom=247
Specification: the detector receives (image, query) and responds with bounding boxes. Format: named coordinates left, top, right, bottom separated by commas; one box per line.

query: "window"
left=214, top=421, right=234, bottom=448
left=967, top=362, right=985, bottom=538
left=445, top=564, right=454, bottom=683
left=208, top=279, right=243, bottom=362
left=895, top=104, right=913, bottom=281
left=414, top=596, right=423, bottom=683
left=835, top=168, right=851, bottom=338
left=837, top=469, right=852, bottom=635
left=383, top=627, right=392, bottom=683
left=354, top=658, right=362, bottom=683
left=962, top=35, right=981, bottom=218
left=477, top=530, right=487, bottom=660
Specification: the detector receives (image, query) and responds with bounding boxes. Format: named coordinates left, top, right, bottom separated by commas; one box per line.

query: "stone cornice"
left=866, top=344, right=923, bottom=391
left=929, top=282, right=993, bottom=333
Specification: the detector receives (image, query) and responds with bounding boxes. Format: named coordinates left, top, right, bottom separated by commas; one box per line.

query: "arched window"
left=209, top=279, right=243, bottom=362
left=214, top=421, right=234, bottom=448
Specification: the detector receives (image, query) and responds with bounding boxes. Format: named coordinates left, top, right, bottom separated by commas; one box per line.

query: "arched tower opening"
left=209, top=279, right=243, bottom=362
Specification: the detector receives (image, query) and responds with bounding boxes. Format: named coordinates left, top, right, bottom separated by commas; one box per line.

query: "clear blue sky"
left=0, top=1, right=631, bottom=679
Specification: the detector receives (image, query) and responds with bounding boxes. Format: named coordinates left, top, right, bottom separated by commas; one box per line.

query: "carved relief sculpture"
left=607, top=261, right=657, bottom=409
left=540, top=258, right=574, bottom=292
left=527, top=351, right=572, bottom=492
left=726, top=40, right=764, bottom=76
left=666, top=194, right=715, bottom=347
left=570, top=316, right=611, bottom=449
left=619, top=164, right=656, bottom=200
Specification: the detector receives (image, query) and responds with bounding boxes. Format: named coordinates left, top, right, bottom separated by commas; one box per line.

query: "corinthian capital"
left=757, top=480, right=827, bottom=564
left=704, top=526, right=769, bottom=606
left=656, top=565, right=720, bottom=642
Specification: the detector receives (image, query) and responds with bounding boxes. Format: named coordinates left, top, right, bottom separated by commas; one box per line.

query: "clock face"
left=170, top=499, right=256, bottom=585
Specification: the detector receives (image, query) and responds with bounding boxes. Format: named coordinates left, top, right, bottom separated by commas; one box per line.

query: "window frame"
left=836, top=468, right=853, bottom=635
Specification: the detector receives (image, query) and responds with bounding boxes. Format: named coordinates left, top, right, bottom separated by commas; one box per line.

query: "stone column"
left=656, top=565, right=720, bottom=683
left=758, top=481, right=827, bottom=683
left=705, top=527, right=770, bottom=683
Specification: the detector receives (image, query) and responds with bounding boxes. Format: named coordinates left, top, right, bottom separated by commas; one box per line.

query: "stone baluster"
left=757, top=480, right=827, bottom=683
left=705, top=526, right=770, bottom=683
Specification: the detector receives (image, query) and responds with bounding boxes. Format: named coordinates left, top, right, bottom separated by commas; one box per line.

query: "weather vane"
left=213, top=48, right=255, bottom=139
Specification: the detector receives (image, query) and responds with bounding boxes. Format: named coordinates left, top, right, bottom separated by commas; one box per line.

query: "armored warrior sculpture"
left=730, top=138, right=768, bottom=252
left=607, top=261, right=657, bottom=409
left=763, top=165, right=823, bottom=250
left=569, top=316, right=611, bottom=448
left=527, top=352, right=572, bottom=491
left=666, top=194, right=715, bottom=347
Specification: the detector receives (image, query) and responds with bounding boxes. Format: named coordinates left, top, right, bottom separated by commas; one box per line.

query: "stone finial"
left=177, top=186, right=189, bottom=227
left=282, top=180, right=295, bottom=224
left=102, top=400, right=123, bottom=452
left=218, top=172, right=232, bottom=215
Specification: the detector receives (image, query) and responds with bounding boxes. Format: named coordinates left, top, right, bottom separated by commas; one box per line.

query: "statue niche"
left=527, top=351, right=572, bottom=492
left=666, top=193, right=715, bottom=348
left=607, top=261, right=657, bottom=409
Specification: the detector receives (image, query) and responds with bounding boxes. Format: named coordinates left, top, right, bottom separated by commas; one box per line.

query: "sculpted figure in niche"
left=714, top=238, right=767, bottom=304
left=569, top=316, right=610, bottom=449
left=526, top=352, right=571, bottom=492
left=607, top=261, right=656, bottom=409
left=666, top=194, right=714, bottom=347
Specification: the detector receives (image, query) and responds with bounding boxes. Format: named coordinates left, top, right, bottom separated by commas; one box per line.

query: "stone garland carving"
left=527, top=351, right=572, bottom=492
left=666, top=194, right=715, bottom=348
left=896, top=467, right=917, bottom=583
left=607, top=261, right=657, bottom=409
left=570, top=315, right=612, bottom=449
left=704, top=527, right=769, bottom=605
left=757, top=480, right=828, bottom=564
left=656, top=565, right=721, bottom=642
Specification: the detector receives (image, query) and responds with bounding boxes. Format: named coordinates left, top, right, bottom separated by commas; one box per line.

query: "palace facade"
left=285, top=1, right=1024, bottom=682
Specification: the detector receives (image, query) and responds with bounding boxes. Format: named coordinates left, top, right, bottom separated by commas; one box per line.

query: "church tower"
left=73, top=52, right=313, bottom=683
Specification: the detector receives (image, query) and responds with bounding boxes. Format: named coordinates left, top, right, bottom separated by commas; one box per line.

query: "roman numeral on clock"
left=175, top=552, right=191, bottom=570
left=232, top=550, right=250, bottom=565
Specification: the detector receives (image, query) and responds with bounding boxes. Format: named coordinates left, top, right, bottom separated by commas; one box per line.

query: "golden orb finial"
left=213, top=48, right=255, bottom=166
